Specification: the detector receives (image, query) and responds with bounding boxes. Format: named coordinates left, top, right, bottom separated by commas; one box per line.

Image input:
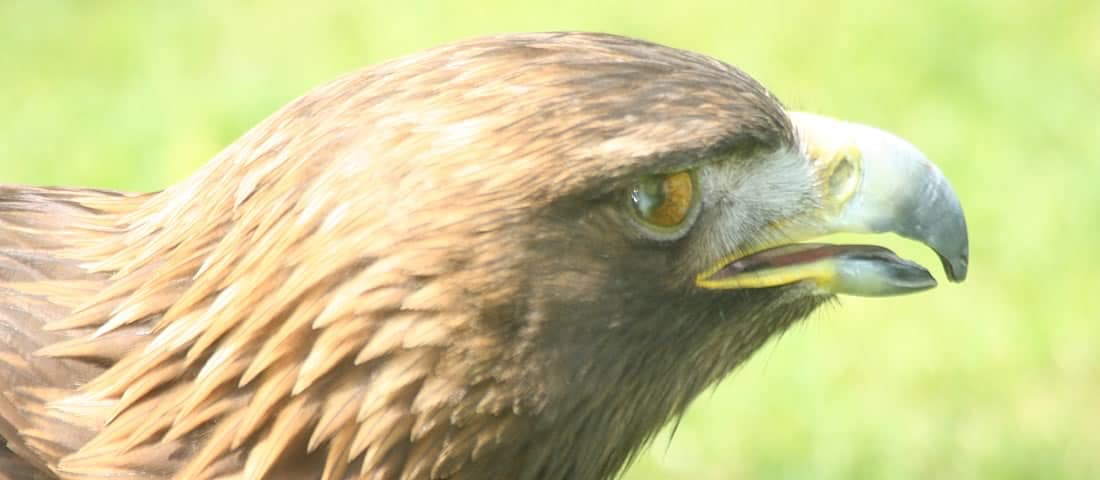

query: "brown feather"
left=0, top=32, right=799, bottom=479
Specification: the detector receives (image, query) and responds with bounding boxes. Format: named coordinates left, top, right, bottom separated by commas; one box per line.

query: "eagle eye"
left=628, top=170, right=700, bottom=237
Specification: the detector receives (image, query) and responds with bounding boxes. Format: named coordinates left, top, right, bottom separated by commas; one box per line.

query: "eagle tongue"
left=721, top=243, right=900, bottom=275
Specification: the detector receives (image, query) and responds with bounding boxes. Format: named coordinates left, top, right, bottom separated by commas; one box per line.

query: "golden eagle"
left=0, top=32, right=967, bottom=480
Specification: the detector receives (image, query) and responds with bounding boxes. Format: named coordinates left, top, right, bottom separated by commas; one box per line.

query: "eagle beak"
left=697, top=112, right=969, bottom=297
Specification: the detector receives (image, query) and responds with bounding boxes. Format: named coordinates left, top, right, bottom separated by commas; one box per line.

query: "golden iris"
left=629, top=171, right=696, bottom=228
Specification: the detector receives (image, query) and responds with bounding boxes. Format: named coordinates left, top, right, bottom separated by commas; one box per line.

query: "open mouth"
left=696, top=243, right=938, bottom=297
left=688, top=112, right=968, bottom=298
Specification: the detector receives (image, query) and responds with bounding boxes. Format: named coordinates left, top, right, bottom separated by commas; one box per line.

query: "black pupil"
left=632, top=176, right=665, bottom=218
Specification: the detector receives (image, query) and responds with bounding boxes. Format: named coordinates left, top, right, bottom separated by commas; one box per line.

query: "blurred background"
left=2, top=1, right=1097, bottom=478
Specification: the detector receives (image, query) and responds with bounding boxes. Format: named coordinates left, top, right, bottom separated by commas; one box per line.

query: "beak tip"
left=942, top=252, right=969, bottom=282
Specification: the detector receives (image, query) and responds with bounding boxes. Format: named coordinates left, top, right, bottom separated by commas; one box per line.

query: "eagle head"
left=0, top=32, right=968, bottom=480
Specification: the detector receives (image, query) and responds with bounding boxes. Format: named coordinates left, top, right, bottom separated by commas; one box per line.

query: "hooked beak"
left=697, top=112, right=969, bottom=297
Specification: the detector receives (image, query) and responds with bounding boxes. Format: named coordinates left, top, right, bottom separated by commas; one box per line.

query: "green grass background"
left=2, top=1, right=1098, bottom=478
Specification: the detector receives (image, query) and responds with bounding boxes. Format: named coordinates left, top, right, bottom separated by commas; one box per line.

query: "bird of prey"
left=0, top=32, right=968, bottom=480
